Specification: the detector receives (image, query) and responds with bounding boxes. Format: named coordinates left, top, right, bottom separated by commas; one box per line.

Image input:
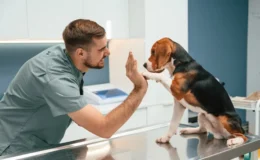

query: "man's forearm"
left=103, top=87, right=147, bottom=137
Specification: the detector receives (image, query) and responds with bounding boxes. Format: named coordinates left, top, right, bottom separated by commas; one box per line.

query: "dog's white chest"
left=179, top=99, right=206, bottom=113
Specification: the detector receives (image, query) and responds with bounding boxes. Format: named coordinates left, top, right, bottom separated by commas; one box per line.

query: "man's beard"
left=84, top=58, right=105, bottom=69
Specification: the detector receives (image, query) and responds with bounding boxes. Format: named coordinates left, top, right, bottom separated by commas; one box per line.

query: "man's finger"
left=129, top=51, right=133, bottom=59
left=127, top=52, right=133, bottom=63
left=128, top=52, right=134, bottom=70
left=133, top=60, right=137, bottom=70
left=126, top=52, right=132, bottom=70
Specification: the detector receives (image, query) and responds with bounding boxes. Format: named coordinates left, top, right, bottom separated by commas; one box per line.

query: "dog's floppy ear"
left=171, top=43, right=192, bottom=64
left=151, top=42, right=158, bottom=55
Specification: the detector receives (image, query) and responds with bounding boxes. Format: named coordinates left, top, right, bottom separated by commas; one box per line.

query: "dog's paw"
left=227, top=137, right=244, bottom=147
left=142, top=71, right=161, bottom=82
left=142, top=71, right=150, bottom=80
left=142, top=71, right=154, bottom=80
left=156, top=135, right=171, bottom=143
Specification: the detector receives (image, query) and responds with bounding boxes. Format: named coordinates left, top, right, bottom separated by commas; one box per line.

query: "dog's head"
left=143, top=37, right=192, bottom=73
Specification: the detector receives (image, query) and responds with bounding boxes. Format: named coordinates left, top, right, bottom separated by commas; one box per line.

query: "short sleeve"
left=43, top=77, right=88, bottom=117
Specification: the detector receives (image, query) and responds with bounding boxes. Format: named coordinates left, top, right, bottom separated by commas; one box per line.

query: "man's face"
left=82, top=37, right=110, bottom=69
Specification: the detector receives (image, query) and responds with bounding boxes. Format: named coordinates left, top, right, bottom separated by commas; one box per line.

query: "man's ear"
left=75, top=48, right=84, bottom=57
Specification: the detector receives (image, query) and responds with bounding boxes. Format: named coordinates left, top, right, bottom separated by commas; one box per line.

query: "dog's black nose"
left=143, top=63, right=147, bottom=68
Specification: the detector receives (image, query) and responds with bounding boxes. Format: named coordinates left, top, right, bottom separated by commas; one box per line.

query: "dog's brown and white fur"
left=142, top=38, right=247, bottom=146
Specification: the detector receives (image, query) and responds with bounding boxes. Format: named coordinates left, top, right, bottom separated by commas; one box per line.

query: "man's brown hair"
left=62, top=19, right=105, bottom=53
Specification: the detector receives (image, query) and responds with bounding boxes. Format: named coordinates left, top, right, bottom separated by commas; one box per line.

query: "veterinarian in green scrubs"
left=0, top=19, right=147, bottom=156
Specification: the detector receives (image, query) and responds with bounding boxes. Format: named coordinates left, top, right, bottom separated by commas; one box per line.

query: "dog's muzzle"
left=143, top=63, right=147, bottom=69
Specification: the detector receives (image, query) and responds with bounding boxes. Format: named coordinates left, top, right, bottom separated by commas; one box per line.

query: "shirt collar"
left=63, top=49, right=84, bottom=78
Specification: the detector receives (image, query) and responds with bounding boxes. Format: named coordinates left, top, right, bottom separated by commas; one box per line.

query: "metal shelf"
left=231, top=97, right=260, bottom=135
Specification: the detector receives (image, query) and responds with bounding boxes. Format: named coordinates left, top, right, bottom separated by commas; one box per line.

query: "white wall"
left=84, top=0, right=129, bottom=39
left=0, top=0, right=129, bottom=40
left=127, top=0, right=188, bottom=123
left=0, top=0, right=28, bottom=40
left=247, top=0, right=260, bottom=95
left=144, top=0, right=188, bottom=57
left=246, top=0, right=260, bottom=134
left=128, top=0, right=145, bottom=38
left=144, top=0, right=188, bottom=104
left=128, top=0, right=188, bottom=54
left=27, top=0, right=83, bottom=39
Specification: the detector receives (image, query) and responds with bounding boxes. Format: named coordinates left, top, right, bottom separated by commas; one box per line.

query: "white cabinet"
left=118, top=108, right=147, bottom=131
left=83, top=0, right=129, bottom=39
left=147, top=104, right=173, bottom=125
left=27, top=0, right=83, bottom=40
left=61, top=103, right=190, bottom=143
left=147, top=104, right=189, bottom=126
left=0, top=0, right=28, bottom=40
left=61, top=107, right=147, bottom=143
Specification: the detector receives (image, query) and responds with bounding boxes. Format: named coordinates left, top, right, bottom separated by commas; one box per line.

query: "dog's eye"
left=151, top=50, right=155, bottom=55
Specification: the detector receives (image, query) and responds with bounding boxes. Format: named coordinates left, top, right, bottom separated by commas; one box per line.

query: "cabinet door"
left=83, top=0, right=129, bottom=39
left=147, top=104, right=189, bottom=125
left=0, top=0, right=28, bottom=40
left=147, top=105, right=173, bottom=125
left=27, top=0, right=83, bottom=40
left=61, top=108, right=147, bottom=143
left=118, top=108, right=147, bottom=132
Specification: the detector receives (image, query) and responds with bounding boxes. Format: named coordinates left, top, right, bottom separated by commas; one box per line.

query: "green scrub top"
left=0, top=44, right=89, bottom=155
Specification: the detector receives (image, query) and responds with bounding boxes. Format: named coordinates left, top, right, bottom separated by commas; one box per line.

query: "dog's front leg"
left=156, top=99, right=186, bottom=143
left=142, top=71, right=172, bottom=93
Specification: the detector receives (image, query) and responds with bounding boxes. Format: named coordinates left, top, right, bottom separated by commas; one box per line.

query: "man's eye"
left=100, top=47, right=106, bottom=52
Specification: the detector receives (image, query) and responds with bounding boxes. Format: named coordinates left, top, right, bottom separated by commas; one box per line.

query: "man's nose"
left=105, top=48, right=110, bottom=56
left=143, top=63, right=147, bottom=68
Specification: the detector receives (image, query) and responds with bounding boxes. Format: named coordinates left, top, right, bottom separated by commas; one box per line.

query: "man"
left=0, top=19, right=147, bottom=155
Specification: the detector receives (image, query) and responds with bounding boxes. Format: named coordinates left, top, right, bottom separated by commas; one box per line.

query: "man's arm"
left=68, top=52, right=148, bottom=138
left=68, top=87, right=146, bottom=138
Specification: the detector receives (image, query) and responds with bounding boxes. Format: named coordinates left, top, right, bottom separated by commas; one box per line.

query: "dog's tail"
left=215, top=77, right=225, bottom=86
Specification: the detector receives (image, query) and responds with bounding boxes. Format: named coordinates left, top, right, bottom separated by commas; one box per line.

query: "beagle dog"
left=142, top=37, right=247, bottom=146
